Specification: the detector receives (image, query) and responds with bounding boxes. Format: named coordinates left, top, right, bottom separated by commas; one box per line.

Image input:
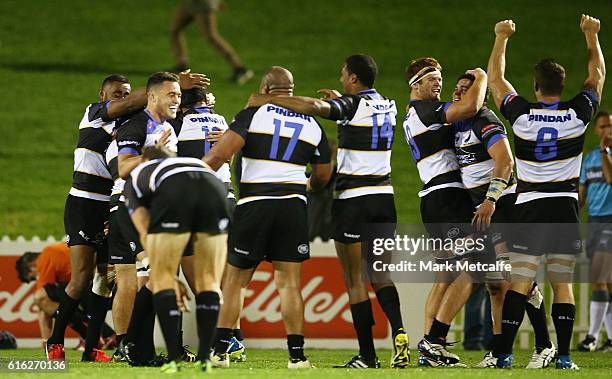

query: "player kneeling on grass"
left=123, top=145, right=231, bottom=373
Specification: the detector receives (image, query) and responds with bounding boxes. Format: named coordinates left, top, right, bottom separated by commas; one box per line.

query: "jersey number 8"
left=534, top=127, right=558, bottom=161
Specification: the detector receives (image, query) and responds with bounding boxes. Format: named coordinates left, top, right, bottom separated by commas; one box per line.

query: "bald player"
left=205, top=67, right=332, bottom=369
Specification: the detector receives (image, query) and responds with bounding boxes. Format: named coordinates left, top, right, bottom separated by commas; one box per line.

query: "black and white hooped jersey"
left=453, top=107, right=515, bottom=203
left=325, top=89, right=397, bottom=199
left=403, top=100, right=463, bottom=197
left=113, top=110, right=178, bottom=200
left=174, top=106, right=231, bottom=184
left=500, top=90, right=598, bottom=204
left=229, top=104, right=331, bottom=205
left=70, top=101, right=118, bottom=201
left=124, top=157, right=218, bottom=211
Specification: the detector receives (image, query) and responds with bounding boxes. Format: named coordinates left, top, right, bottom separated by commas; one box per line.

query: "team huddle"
left=43, top=15, right=606, bottom=371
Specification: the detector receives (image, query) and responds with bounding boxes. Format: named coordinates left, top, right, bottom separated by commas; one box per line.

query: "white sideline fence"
left=0, top=236, right=595, bottom=349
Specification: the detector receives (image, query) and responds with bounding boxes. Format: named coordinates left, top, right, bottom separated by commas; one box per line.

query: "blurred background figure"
left=462, top=284, right=493, bottom=351
left=15, top=242, right=116, bottom=352
left=170, top=0, right=253, bottom=84
left=578, top=110, right=612, bottom=352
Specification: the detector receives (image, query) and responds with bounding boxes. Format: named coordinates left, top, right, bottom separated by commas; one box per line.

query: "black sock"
left=117, top=334, right=126, bottom=346
left=499, top=290, right=527, bottom=355
left=526, top=301, right=551, bottom=350
left=214, top=328, right=233, bottom=355
left=68, top=310, right=88, bottom=339
left=427, top=318, right=450, bottom=344
left=178, top=313, right=184, bottom=347
left=153, top=289, right=182, bottom=361
left=234, top=329, right=244, bottom=342
left=48, top=290, right=80, bottom=344
left=195, top=292, right=220, bottom=362
left=127, top=287, right=156, bottom=361
left=287, top=334, right=306, bottom=360
left=552, top=303, right=575, bottom=356
left=101, top=322, right=115, bottom=338
left=375, top=286, right=404, bottom=336
left=491, top=334, right=502, bottom=356
left=350, top=300, right=376, bottom=361
left=127, top=286, right=153, bottom=343
left=83, top=293, right=110, bottom=355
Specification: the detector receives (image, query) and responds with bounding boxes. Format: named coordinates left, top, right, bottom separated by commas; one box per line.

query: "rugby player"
left=402, top=57, right=487, bottom=367
left=174, top=87, right=247, bottom=361
left=206, top=66, right=332, bottom=369
left=111, top=71, right=187, bottom=362
left=124, top=146, right=231, bottom=373
left=451, top=74, right=556, bottom=369
left=170, top=0, right=253, bottom=84
left=46, top=74, right=145, bottom=361
left=487, top=15, right=605, bottom=369
left=577, top=110, right=612, bottom=352
left=247, top=55, right=409, bottom=369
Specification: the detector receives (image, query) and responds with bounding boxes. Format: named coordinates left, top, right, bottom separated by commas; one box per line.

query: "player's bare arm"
left=487, top=20, right=518, bottom=109
left=203, top=129, right=245, bottom=171
left=308, top=163, right=333, bottom=192
left=118, top=153, right=143, bottom=179
left=472, top=137, right=514, bottom=230
left=129, top=206, right=150, bottom=248
left=107, top=71, right=208, bottom=119
left=581, top=14, right=605, bottom=99
left=247, top=94, right=333, bottom=119
left=445, top=68, right=487, bottom=123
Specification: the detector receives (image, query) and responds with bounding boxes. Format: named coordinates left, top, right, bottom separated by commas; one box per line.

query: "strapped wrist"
left=485, top=177, right=508, bottom=202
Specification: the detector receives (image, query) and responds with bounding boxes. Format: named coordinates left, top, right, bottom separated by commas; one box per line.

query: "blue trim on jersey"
left=486, top=133, right=506, bottom=149
left=583, top=89, right=600, bottom=103
left=358, top=88, right=382, bottom=100
left=539, top=100, right=560, bottom=110
left=104, top=100, right=111, bottom=110
left=443, top=102, right=452, bottom=113
left=502, top=92, right=518, bottom=106
left=144, top=109, right=163, bottom=126
left=194, top=106, right=212, bottom=114
left=118, top=147, right=141, bottom=156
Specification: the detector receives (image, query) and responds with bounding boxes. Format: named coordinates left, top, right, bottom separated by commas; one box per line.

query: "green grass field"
left=0, top=0, right=611, bottom=237
left=2, top=348, right=611, bottom=378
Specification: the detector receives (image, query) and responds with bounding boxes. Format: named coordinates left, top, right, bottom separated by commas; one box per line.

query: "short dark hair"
left=142, top=145, right=177, bottom=160
left=345, top=54, right=378, bottom=88
left=101, top=74, right=129, bottom=88
left=181, top=87, right=208, bottom=108
left=15, top=252, right=39, bottom=283
left=146, top=72, right=179, bottom=92
left=534, top=59, right=565, bottom=96
left=455, top=73, right=490, bottom=103
left=405, top=57, right=442, bottom=85
left=595, top=110, right=610, bottom=122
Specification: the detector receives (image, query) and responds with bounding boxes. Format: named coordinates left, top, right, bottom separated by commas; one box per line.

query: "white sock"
left=605, top=299, right=612, bottom=341
left=589, top=300, right=608, bottom=338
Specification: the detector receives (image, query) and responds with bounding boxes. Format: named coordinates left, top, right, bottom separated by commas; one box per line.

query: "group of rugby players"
left=43, top=14, right=606, bottom=372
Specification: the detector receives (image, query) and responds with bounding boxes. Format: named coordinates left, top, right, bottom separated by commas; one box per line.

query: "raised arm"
left=248, top=94, right=332, bottom=118
left=581, top=14, right=605, bottom=99
left=487, top=20, right=518, bottom=109
left=445, top=68, right=488, bottom=123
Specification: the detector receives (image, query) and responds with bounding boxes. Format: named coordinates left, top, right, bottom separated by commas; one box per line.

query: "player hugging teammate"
left=46, top=13, right=605, bottom=372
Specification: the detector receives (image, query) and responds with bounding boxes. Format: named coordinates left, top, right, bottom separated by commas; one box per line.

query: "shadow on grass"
left=0, top=61, right=156, bottom=76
